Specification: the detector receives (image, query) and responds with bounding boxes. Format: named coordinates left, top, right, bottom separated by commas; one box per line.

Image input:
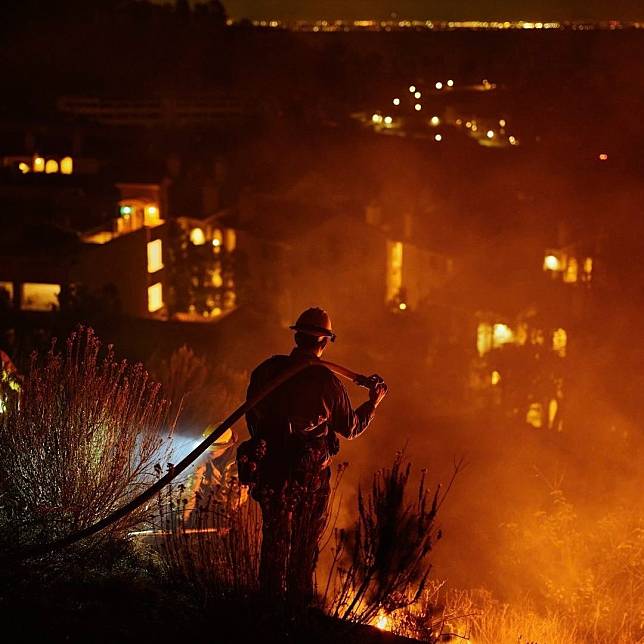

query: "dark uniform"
left=245, top=346, right=375, bottom=602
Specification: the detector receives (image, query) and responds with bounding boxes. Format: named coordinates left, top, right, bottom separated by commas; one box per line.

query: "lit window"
left=543, top=253, right=561, bottom=272
left=552, top=328, right=567, bottom=357
left=33, top=156, right=45, bottom=172
left=0, top=281, right=13, bottom=303
left=493, top=323, right=513, bottom=347
left=190, top=227, right=206, bottom=245
left=21, top=283, right=60, bottom=311
left=491, top=370, right=501, bottom=385
left=225, top=228, right=237, bottom=252
left=477, top=322, right=493, bottom=356
left=45, top=159, right=59, bottom=174
left=211, top=269, right=223, bottom=288
left=386, top=241, right=403, bottom=304
left=583, top=257, right=593, bottom=274
left=147, top=239, right=163, bottom=273
left=144, top=205, right=160, bottom=226
left=564, top=257, right=578, bottom=283
left=526, top=402, right=543, bottom=428
left=18, top=162, right=30, bottom=174
left=60, top=157, right=73, bottom=175
left=147, top=283, right=164, bottom=312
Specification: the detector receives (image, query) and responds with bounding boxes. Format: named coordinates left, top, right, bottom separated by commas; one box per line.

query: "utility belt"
left=236, top=424, right=338, bottom=488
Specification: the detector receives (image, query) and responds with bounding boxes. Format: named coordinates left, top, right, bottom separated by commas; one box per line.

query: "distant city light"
left=409, top=85, right=416, bottom=92
left=491, top=370, right=501, bottom=385
left=212, top=238, right=221, bottom=247
left=414, top=91, right=421, bottom=99
left=599, top=153, right=608, bottom=161
left=384, top=115, right=393, bottom=124
left=499, top=119, right=506, bottom=127
left=18, top=162, right=30, bottom=174
left=120, top=205, right=132, bottom=217
left=398, top=302, right=407, bottom=311
left=486, top=130, right=494, bottom=139
left=393, top=98, right=400, bottom=105
left=447, top=79, right=454, bottom=87
left=456, top=118, right=462, bottom=125
left=509, top=135, right=518, bottom=145
left=431, top=116, right=440, bottom=126
left=465, top=121, right=472, bottom=128
left=435, top=81, right=443, bottom=90
left=434, top=133, right=442, bottom=142
left=372, top=113, right=383, bottom=124
left=414, top=104, right=422, bottom=111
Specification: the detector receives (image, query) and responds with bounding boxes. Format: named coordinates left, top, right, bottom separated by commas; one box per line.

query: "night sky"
left=223, top=0, right=643, bottom=21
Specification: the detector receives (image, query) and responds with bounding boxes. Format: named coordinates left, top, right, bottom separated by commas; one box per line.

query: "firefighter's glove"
left=367, top=374, right=388, bottom=407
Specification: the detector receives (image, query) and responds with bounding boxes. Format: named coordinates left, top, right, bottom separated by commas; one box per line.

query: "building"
left=0, top=156, right=168, bottom=319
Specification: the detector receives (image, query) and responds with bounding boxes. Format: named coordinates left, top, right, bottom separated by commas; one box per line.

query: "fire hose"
left=15, top=359, right=379, bottom=559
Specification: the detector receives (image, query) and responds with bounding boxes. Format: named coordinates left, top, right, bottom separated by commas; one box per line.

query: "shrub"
left=0, top=327, right=173, bottom=554
left=319, top=452, right=456, bottom=628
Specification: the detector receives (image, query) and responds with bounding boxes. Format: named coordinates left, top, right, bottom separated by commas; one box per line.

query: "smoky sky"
left=223, top=0, right=643, bottom=21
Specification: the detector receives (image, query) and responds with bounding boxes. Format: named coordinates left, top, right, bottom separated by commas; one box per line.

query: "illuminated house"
left=229, top=193, right=453, bottom=330
left=0, top=167, right=168, bottom=319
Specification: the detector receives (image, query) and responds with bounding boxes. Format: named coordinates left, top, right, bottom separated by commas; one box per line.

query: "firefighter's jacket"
left=245, top=347, right=375, bottom=486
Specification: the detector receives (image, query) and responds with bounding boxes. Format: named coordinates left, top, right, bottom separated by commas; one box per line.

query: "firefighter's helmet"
left=289, top=307, right=336, bottom=342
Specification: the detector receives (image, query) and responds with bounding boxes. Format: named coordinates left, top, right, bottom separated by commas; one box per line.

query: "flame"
left=374, top=612, right=392, bottom=631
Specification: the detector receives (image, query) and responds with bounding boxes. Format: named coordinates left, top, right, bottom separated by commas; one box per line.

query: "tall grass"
left=155, top=465, right=260, bottom=603
left=0, top=327, right=173, bottom=552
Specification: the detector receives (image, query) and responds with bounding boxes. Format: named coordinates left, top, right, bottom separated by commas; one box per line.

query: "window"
left=386, top=240, right=403, bottom=303
left=563, top=257, right=578, bottom=283
left=552, top=328, right=567, bottom=357
left=147, top=239, right=163, bottom=273
left=144, top=204, right=160, bottom=226
left=22, top=283, right=60, bottom=311
left=190, top=227, right=206, bottom=245
left=148, top=283, right=164, bottom=312
left=60, top=157, right=73, bottom=175
left=45, top=159, right=59, bottom=174
left=0, top=281, right=13, bottom=306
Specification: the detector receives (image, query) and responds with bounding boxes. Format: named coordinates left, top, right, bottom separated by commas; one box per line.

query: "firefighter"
left=243, top=307, right=387, bottom=604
